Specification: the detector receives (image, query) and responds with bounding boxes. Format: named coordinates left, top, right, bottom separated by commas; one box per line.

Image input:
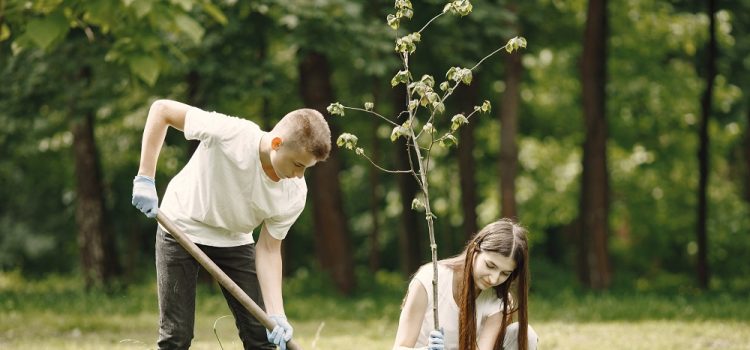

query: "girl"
left=393, top=219, right=538, bottom=350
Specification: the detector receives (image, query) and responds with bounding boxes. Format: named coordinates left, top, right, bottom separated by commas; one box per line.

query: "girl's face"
left=472, top=251, right=517, bottom=290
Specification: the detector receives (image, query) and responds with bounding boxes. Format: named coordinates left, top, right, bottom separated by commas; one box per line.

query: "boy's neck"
left=259, top=134, right=280, bottom=182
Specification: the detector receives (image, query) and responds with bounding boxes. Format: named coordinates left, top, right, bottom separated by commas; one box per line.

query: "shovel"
left=156, top=212, right=304, bottom=350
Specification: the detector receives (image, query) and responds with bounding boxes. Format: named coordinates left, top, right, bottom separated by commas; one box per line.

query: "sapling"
left=328, top=0, right=526, bottom=330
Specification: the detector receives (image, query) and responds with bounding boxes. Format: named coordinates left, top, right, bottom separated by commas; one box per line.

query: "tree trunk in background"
left=299, top=51, right=355, bottom=295
left=579, top=0, right=611, bottom=290
left=368, top=81, right=383, bottom=273
left=458, top=79, right=479, bottom=240
left=745, top=105, right=750, bottom=203
left=71, top=79, right=119, bottom=289
left=394, top=87, right=423, bottom=276
left=186, top=70, right=202, bottom=158
left=253, top=10, right=274, bottom=132
left=499, top=40, right=522, bottom=221
left=697, top=0, right=717, bottom=289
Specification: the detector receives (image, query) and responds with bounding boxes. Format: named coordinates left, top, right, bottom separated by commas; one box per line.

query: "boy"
left=132, top=99, right=331, bottom=350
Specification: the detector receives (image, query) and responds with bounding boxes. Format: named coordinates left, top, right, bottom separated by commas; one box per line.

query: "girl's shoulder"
left=412, top=262, right=455, bottom=289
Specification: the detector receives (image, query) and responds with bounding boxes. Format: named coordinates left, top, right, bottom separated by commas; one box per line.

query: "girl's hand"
left=428, top=329, right=444, bottom=350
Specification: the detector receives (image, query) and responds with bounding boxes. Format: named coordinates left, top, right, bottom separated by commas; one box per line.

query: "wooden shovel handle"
left=156, top=212, right=304, bottom=350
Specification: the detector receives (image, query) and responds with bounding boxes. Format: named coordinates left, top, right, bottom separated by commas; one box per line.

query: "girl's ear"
left=271, top=137, right=283, bottom=150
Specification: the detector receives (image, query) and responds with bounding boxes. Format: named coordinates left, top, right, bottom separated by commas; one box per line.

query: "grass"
left=1, top=271, right=749, bottom=350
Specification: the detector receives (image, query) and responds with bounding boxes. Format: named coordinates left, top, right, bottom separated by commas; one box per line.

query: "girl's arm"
left=477, top=312, right=503, bottom=350
left=392, top=280, right=430, bottom=350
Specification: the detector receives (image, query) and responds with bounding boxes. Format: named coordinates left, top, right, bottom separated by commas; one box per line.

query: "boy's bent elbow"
left=149, top=99, right=169, bottom=116
left=149, top=99, right=188, bottom=131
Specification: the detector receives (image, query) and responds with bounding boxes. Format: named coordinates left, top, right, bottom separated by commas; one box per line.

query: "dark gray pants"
left=155, top=226, right=275, bottom=350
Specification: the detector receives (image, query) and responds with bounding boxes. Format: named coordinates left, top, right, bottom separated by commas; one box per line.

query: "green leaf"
left=203, top=2, right=228, bottom=25
left=395, top=32, right=421, bottom=54
left=481, top=100, right=491, bottom=113
left=0, top=24, right=10, bottom=42
left=327, top=103, right=345, bottom=116
left=131, top=0, right=153, bottom=18
left=439, top=81, right=450, bottom=91
left=391, top=70, right=411, bottom=87
left=395, top=0, right=413, bottom=10
left=411, top=198, right=425, bottom=210
left=445, top=0, right=473, bottom=16
left=440, top=134, right=458, bottom=148
left=426, top=92, right=439, bottom=104
left=397, top=8, right=413, bottom=20
left=175, top=14, right=204, bottom=44
left=391, top=126, right=409, bottom=142
left=446, top=67, right=458, bottom=81
left=86, top=0, right=117, bottom=31
left=25, top=11, right=69, bottom=50
left=129, top=55, right=161, bottom=86
left=336, top=133, right=359, bottom=149
left=408, top=99, right=419, bottom=112
left=386, top=14, right=400, bottom=30
left=506, top=36, right=528, bottom=53
left=432, top=102, right=445, bottom=114
left=451, top=114, right=468, bottom=131
left=172, top=0, right=194, bottom=11
left=460, top=68, right=473, bottom=85
left=420, top=74, right=435, bottom=88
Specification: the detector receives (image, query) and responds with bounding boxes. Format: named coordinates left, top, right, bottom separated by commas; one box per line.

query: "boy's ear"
left=271, top=137, right=283, bottom=150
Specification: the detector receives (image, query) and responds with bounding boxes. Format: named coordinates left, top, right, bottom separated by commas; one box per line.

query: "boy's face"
left=270, top=142, right=318, bottom=180
left=472, top=251, right=516, bottom=290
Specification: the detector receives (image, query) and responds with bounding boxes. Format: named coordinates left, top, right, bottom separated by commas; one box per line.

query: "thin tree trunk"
left=579, top=0, right=611, bottom=289
left=458, top=80, right=479, bottom=240
left=394, top=87, right=423, bottom=276
left=499, top=41, right=522, bottom=220
left=697, top=0, right=717, bottom=289
left=71, top=88, right=119, bottom=289
left=299, top=51, right=355, bottom=295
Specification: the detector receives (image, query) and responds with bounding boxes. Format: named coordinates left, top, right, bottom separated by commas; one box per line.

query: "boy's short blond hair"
left=273, top=108, right=331, bottom=161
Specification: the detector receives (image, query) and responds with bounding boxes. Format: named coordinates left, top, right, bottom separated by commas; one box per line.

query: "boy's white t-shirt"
left=411, top=263, right=503, bottom=350
left=159, top=107, right=307, bottom=247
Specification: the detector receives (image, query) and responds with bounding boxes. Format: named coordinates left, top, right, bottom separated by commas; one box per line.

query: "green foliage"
left=0, top=0, right=749, bottom=297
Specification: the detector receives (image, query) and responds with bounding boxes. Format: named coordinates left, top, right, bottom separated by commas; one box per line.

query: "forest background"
left=1, top=0, right=749, bottom=348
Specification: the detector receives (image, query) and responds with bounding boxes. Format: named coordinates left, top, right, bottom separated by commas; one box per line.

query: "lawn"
left=1, top=271, right=748, bottom=349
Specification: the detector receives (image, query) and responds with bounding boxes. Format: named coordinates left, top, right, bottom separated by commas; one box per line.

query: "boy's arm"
left=256, top=225, right=285, bottom=315
left=137, top=99, right=191, bottom=177
left=256, top=225, right=295, bottom=347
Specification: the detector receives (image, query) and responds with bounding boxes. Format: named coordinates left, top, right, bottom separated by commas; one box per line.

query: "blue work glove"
left=266, top=314, right=293, bottom=350
left=428, top=328, right=445, bottom=350
left=132, top=175, right=158, bottom=218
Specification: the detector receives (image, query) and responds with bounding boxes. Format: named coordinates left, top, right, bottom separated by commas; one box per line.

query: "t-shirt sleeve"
left=263, top=197, right=305, bottom=240
left=184, top=107, right=258, bottom=145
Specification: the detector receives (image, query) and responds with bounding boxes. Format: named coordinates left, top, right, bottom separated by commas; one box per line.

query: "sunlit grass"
left=1, top=271, right=749, bottom=349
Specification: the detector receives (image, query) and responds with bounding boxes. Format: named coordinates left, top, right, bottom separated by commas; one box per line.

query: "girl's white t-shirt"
left=411, top=263, right=503, bottom=350
left=159, top=107, right=307, bottom=247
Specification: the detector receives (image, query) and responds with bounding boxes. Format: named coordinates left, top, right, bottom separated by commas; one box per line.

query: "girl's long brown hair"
left=447, top=219, right=530, bottom=350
